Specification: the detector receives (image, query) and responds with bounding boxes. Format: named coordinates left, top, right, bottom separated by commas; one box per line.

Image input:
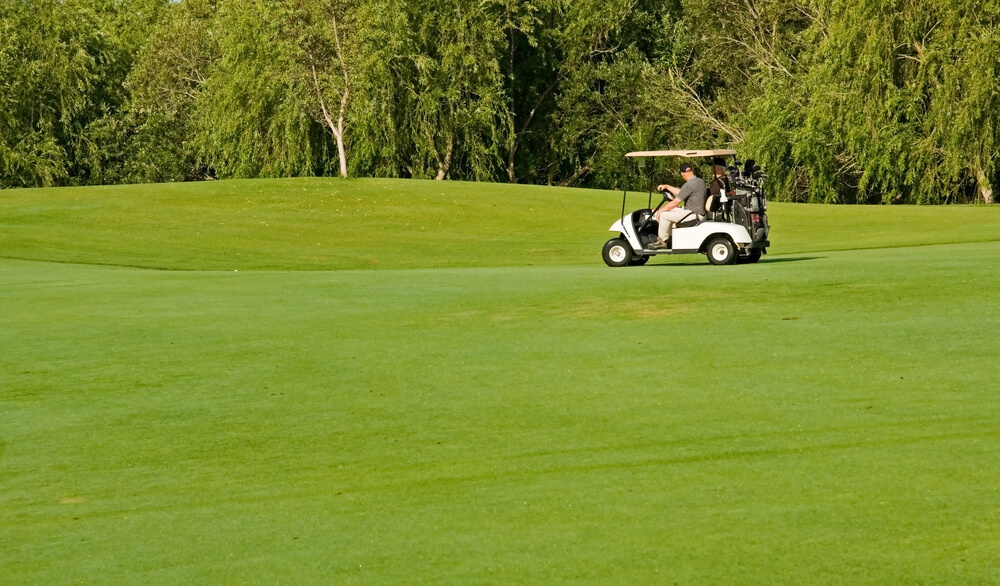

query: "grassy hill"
left=2, top=177, right=999, bottom=269
left=1, top=179, right=999, bottom=583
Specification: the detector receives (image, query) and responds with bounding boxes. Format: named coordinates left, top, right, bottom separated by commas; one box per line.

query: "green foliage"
left=0, top=0, right=163, bottom=187
left=119, top=0, right=219, bottom=182
left=353, top=0, right=509, bottom=181
left=539, top=0, right=685, bottom=188
left=1, top=0, right=998, bottom=202
left=193, top=0, right=337, bottom=178
left=734, top=0, right=1000, bottom=203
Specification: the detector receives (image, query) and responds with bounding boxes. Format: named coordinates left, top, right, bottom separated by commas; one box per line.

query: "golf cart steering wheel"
left=658, top=186, right=675, bottom=201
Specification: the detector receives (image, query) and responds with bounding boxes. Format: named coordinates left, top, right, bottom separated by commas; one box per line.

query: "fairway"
left=2, top=179, right=999, bottom=583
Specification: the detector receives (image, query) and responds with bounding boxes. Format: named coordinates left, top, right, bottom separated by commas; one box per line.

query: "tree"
left=305, top=4, right=351, bottom=177
left=487, top=0, right=560, bottom=183
left=194, top=0, right=355, bottom=179
left=296, top=0, right=354, bottom=178
left=707, top=0, right=1000, bottom=203
left=0, top=0, right=167, bottom=187
left=353, top=0, right=509, bottom=181
left=535, top=0, right=687, bottom=188
left=117, top=0, right=219, bottom=182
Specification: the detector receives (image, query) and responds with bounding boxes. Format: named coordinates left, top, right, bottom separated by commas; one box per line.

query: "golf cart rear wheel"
left=737, top=249, right=762, bottom=264
left=628, top=254, right=649, bottom=266
left=602, top=238, right=633, bottom=267
left=706, top=237, right=736, bottom=265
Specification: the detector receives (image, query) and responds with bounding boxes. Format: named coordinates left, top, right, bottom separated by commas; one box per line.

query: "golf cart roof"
left=625, top=149, right=738, bottom=158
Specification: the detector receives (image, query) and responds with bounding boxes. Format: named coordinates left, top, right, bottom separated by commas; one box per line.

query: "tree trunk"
left=335, top=127, right=348, bottom=178
left=976, top=167, right=994, bottom=204
left=331, top=11, right=350, bottom=179
left=311, top=61, right=349, bottom=178
left=506, top=79, right=558, bottom=184
left=560, top=165, right=590, bottom=187
left=336, top=84, right=349, bottom=178
left=435, top=138, right=453, bottom=180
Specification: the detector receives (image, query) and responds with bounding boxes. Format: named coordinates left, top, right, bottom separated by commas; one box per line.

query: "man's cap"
left=679, top=163, right=695, bottom=173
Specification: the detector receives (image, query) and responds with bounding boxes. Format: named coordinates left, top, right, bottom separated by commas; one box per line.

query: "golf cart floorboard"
left=640, top=248, right=699, bottom=255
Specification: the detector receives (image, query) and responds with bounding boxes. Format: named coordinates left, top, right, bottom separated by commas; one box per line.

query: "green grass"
left=2, top=178, right=999, bottom=583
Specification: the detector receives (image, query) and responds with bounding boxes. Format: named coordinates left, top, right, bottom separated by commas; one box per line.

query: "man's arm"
left=657, top=183, right=680, bottom=196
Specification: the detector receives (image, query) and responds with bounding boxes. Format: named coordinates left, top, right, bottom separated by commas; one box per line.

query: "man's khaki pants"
left=657, top=209, right=699, bottom=241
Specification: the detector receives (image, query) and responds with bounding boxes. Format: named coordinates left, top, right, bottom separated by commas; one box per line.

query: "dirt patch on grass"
left=433, top=296, right=719, bottom=323
left=554, top=297, right=687, bottom=319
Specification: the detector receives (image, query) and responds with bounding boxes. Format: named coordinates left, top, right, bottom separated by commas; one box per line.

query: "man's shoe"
left=648, top=238, right=668, bottom=249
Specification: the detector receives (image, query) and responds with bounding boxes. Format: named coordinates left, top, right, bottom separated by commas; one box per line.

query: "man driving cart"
left=650, top=162, right=707, bottom=249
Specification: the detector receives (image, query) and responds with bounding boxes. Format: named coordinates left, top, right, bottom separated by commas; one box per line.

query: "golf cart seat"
left=675, top=194, right=720, bottom=226
left=675, top=192, right=723, bottom=227
left=704, top=194, right=722, bottom=221
left=674, top=212, right=703, bottom=228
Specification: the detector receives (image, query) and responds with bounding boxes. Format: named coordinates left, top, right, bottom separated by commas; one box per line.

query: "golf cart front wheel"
left=706, top=237, right=736, bottom=265
left=628, top=254, right=649, bottom=266
left=602, top=238, right=633, bottom=267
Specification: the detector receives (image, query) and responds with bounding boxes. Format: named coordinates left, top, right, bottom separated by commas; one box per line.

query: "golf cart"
left=601, top=149, right=770, bottom=266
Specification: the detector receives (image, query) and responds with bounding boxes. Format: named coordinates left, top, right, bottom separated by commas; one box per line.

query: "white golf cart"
left=601, top=149, right=770, bottom=266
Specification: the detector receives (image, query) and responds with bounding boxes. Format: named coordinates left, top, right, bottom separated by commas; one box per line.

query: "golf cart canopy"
left=625, top=149, right=737, bottom=158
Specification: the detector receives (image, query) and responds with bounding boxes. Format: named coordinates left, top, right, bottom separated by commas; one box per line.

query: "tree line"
left=1, top=0, right=997, bottom=203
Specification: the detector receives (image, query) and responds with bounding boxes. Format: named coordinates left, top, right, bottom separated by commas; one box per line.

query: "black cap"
left=679, top=163, right=694, bottom=173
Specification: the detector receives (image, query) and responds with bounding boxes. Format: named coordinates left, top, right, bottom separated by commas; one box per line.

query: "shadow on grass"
left=645, top=255, right=821, bottom=267
left=758, top=255, right=823, bottom=264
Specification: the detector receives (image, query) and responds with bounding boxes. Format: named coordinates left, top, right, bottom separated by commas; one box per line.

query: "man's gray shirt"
left=676, top=176, right=707, bottom=215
